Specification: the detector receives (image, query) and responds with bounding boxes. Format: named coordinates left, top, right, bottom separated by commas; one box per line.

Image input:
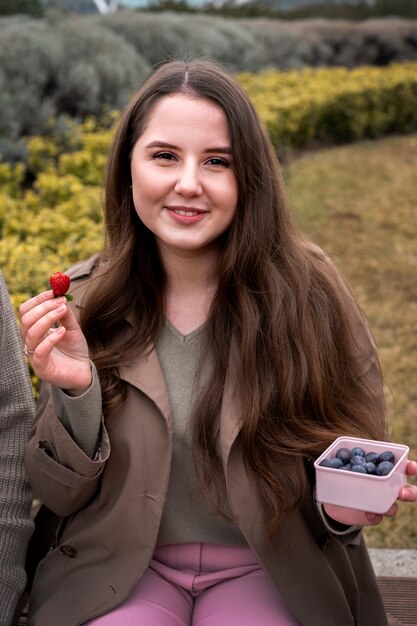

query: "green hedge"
left=238, top=62, right=417, bottom=148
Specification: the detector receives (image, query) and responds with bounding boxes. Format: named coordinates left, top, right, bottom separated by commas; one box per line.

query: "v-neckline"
left=163, top=318, right=207, bottom=345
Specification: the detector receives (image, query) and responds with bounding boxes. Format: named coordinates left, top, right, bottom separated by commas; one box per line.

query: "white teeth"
left=174, top=209, right=198, bottom=216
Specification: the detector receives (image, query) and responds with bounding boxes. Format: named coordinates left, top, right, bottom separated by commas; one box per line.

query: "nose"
left=174, top=162, right=203, bottom=197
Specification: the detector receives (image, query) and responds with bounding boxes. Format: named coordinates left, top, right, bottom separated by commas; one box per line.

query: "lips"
left=166, top=206, right=207, bottom=214
left=165, top=206, right=208, bottom=224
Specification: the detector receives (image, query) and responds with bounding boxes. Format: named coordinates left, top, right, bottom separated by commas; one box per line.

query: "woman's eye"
left=206, top=157, right=230, bottom=168
left=154, top=152, right=176, bottom=161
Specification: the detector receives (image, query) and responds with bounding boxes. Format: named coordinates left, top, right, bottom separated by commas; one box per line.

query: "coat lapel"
left=118, top=345, right=173, bottom=430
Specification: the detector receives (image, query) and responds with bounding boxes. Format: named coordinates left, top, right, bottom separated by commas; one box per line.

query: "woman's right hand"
left=19, top=290, right=92, bottom=395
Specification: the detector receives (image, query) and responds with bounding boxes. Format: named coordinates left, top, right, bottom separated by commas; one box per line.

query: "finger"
left=380, top=503, right=398, bottom=519
left=56, top=298, right=81, bottom=331
left=323, top=503, right=370, bottom=526
left=364, top=512, right=384, bottom=525
left=24, top=302, right=68, bottom=350
left=20, top=294, right=67, bottom=332
left=20, top=295, right=67, bottom=340
left=398, top=484, right=417, bottom=502
left=19, top=290, right=54, bottom=318
left=30, top=325, right=66, bottom=363
left=31, top=327, right=92, bottom=389
left=405, top=460, right=417, bottom=476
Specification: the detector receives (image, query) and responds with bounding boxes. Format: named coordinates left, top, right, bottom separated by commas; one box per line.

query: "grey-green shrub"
left=94, top=12, right=268, bottom=71
left=0, top=19, right=62, bottom=137
left=244, top=18, right=417, bottom=69
left=0, top=15, right=150, bottom=160
left=53, top=17, right=151, bottom=114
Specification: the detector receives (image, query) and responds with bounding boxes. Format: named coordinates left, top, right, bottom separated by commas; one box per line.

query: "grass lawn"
left=286, top=133, right=417, bottom=548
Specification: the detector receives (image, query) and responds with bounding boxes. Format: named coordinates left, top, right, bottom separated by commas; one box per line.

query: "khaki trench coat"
left=24, top=256, right=388, bottom=626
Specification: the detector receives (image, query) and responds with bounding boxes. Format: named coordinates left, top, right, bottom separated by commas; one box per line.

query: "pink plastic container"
left=314, top=436, right=409, bottom=514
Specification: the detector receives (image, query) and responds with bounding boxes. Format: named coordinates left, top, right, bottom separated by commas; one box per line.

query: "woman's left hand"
left=323, top=460, right=417, bottom=526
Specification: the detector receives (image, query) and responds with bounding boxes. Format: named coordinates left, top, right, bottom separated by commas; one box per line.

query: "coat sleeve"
left=0, top=272, right=35, bottom=626
left=24, top=255, right=111, bottom=518
left=24, top=379, right=111, bottom=518
left=50, top=361, right=103, bottom=459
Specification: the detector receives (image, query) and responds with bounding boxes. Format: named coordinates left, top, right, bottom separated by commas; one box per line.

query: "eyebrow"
left=145, top=141, right=232, bottom=154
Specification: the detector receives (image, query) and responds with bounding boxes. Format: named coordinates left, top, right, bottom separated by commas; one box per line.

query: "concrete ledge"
left=369, top=548, right=417, bottom=577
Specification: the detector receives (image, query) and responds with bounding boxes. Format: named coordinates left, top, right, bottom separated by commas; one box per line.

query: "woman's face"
left=130, top=93, right=238, bottom=259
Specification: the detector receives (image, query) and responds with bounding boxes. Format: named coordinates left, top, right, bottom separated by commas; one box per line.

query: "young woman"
left=19, top=59, right=417, bottom=626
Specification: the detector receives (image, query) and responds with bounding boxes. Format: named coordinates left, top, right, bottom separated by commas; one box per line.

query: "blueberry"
left=365, top=462, right=377, bottom=475
left=335, top=448, right=352, bottom=464
left=351, top=465, right=367, bottom=474
left=351, top=447, right=366, bottom=457
left=378, top=450, right=395, bottom=465
left=365, top=451, right=379, bottom=464
left=319, top=458, right=344, bottom=469
left=350, top=455, right=367, bottom=468
left=340, top=464, right=352, bottom=471
left=319, top=459, right=334, bottom=468
left=376, top=461, right=394, bottom=476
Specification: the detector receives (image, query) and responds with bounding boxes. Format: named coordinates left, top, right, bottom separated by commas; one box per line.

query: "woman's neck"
left=159, top=244, right=219, bottom=335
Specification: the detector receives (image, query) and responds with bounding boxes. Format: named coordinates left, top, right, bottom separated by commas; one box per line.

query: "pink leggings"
left=85, top=543, right=301, bottom=625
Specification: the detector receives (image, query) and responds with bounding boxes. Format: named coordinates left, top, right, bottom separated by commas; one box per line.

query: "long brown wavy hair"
left=80, top=58, right=387, bottom=536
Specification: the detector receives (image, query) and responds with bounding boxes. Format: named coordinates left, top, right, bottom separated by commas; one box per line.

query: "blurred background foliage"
left=2, top=0, right=417, bottom=19
left=1, top=11, right=417, bottom=161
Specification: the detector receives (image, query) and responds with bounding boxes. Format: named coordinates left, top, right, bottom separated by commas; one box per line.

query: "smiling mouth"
left=164, top=206, right=209, bottom=225
left=174, top=209, right=200, bottom=217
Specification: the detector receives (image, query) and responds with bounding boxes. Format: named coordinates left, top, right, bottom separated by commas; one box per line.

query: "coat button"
left=59, top=545, right=77, bottom=558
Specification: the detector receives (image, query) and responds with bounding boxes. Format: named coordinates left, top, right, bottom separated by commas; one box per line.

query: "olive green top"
left=156, top=319, right=245, bottom=546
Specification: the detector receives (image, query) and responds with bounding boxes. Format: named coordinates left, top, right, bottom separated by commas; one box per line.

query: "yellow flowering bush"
left=238, top=62, right=417, bottom=148
left=0, top=119, right=108, bottom=307
left=0, top=163, right=25, bottom=198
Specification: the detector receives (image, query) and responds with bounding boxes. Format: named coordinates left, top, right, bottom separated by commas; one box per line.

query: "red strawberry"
left=49, top=272, right=73, bottom=300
